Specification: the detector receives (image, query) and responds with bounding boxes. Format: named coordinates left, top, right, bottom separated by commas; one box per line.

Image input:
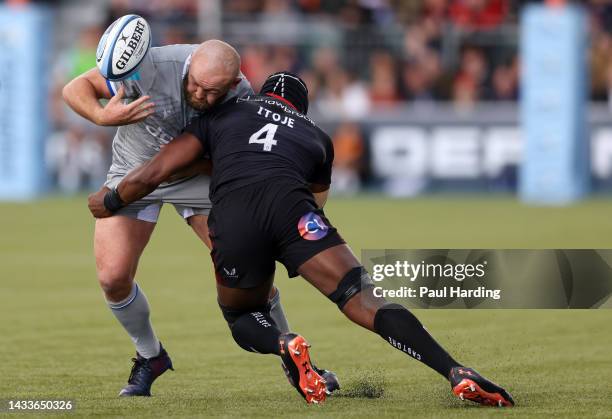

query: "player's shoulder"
left=209, top=94, right=258, bottom=115
left=192, top=96, right=245, bottom=127
left=311, top=124, right=332, bottom=150
left=148, top=44, right=198, bottom=65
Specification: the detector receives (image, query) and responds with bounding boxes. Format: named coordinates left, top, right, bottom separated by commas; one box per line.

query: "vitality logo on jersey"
left=298, top=212, right=329, bottom=241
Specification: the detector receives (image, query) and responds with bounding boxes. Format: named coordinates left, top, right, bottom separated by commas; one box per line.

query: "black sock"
left=374, top=303, right=461, bottom=379
left=231, top=311, right=282, bottom=355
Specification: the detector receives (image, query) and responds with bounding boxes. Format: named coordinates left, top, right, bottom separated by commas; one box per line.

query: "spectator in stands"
left=590, top=0, right=612, bottom=35
left=420, top=0, right=447, bottom=51
left=369, top=50, right=402, bottom=106
left=241, top=45, right=273, bottom=91
left=452, top=73, right=478, bottom=110
left=449, top=0, right=509, bottom=30
left=258, top=0, right=301, bottom=44
left=490, top=59, right=518, bottom=100
left=310, top=46, right=369, bottom=117
left=453, top=45, right=488, bottom=102
left=402, top=49, right=444, bottom=102
left=590, top=28, right=612, bottom=101
left=315, top=68, right=370, bottom=119
left=331, top=122, right=365, bottom=195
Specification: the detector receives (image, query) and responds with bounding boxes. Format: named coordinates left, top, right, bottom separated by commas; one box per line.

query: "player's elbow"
left=61, top=81, right=74, bottom=106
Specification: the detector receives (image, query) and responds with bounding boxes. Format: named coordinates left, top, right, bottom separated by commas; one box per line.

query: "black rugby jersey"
left=183, top=94, right=334, bottom=202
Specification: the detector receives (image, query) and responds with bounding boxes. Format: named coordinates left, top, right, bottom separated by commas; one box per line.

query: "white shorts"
left=104, top=174, right=212, bottom=223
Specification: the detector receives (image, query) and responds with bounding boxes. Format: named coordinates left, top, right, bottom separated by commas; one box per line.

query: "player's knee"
left=326, top=266, right=375, bottom=310
left=97, top=268, right=133, bottom=299
left=230, top=312, right=271, bottom=353
left=218, top=303, right=250, bottom=329
left=219, top=303, right=278, bottom=354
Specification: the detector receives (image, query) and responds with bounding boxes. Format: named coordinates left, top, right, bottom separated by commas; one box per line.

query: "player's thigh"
left=298, top=244, right=386, bottom=330
left=208, top=196, right=277, bottom=289
left=166, top=174, right=213, bottom=247
left=297, top=244, right=361, bottom=295
left=94, top=215, right=156, bottom=281
left=216, top=277, right=275, bottom=311
left=186, top=214, right=211, bottom=249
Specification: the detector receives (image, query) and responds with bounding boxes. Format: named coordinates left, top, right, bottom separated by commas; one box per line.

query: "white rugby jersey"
left=106, top=44, right=253, bottom=176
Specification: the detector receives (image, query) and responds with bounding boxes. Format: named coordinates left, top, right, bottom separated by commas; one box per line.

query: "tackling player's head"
left=185, top=40, right=242, bottom=112
left=260, top=72, right=309, bottom=114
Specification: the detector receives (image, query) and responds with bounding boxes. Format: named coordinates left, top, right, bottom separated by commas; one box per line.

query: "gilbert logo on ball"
left=96, top=14, right=151, bottom=81
left=298, top=212, right=329, bottom=241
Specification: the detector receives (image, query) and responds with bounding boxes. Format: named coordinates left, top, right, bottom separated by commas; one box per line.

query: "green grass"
left=1, top=195, right=611, bottom=418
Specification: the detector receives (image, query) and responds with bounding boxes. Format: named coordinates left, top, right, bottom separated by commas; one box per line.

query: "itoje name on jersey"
left=257, top=106, right=295, bottom=128
left=238, top=95, right=315, bottom=126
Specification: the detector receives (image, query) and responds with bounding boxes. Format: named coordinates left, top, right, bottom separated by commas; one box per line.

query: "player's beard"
left=183, top=77, right=228, bottom=112
left=183, top=77, right=210, bottom=112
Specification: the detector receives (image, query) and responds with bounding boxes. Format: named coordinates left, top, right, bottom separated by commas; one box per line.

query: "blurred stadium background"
left=1, top=0, right=612, bottom=200
left=1, top=1, right=612, bottom=417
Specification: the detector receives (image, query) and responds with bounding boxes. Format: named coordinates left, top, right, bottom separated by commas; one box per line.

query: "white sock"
left=269, top=289, right=290, bottom=333
left=107, top=282, right=161, bottom=359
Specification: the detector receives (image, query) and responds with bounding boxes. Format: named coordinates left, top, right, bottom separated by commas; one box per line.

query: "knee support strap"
left=218, top=301, right=271, bottom=328
left=218, top=302, right=280, bottom=354
left=327, top=266, right=374, bottom=309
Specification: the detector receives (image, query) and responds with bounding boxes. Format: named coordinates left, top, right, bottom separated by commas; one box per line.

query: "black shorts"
left=208, top=180, right=345, bottom=288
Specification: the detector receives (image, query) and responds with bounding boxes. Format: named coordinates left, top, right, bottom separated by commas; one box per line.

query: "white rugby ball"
left=96, top=15, right=151, bottom=81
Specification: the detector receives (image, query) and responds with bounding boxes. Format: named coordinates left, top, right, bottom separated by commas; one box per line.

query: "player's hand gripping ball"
left=96, top=14, right=151, bottom=81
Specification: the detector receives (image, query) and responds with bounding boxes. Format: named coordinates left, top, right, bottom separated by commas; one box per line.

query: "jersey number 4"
left=249, top=123, right=278, bottom=151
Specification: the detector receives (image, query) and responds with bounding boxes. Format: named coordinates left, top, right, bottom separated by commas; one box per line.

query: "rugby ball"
left=96, top=14, right=151, bottom=81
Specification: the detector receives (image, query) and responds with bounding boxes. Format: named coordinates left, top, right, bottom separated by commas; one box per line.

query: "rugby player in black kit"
left=89, top=72, right=514, bottom=407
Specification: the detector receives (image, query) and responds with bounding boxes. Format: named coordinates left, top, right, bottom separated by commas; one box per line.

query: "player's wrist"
left=103, top=187, right=126, bottom=212
left=92, top=106, right=108, bottom=126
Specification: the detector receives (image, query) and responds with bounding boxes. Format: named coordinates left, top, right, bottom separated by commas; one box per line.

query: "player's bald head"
left=185, top=40, right=242, bottom=112
left=191, top=39, right=241, bottom=84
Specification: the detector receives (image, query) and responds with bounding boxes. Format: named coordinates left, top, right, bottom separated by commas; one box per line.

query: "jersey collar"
left=265, top=93, right=298, bottom=111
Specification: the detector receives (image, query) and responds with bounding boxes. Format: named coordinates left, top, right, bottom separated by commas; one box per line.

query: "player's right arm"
left=62, top=68, right=155, bottom=126
left=87, top=132, right=206, bottom=218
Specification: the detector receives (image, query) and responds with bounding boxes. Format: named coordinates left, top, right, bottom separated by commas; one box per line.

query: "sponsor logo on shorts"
left=298, top=212, right=329, bottom=241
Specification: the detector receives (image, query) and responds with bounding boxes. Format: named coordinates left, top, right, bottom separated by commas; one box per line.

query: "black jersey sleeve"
left=183, top=116, right=211, bottom=152
left=309, top=129, right=334, bottom=186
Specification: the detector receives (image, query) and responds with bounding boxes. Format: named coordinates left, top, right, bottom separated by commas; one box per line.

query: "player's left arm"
left=88, top=133, right=206, bottom=218
left=308, top=129, right=334, bottom=209
left=310, top=184, right=330, bottom=209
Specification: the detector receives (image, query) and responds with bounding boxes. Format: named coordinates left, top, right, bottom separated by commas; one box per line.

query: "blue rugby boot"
left=119, top=343, right=174, bottom=397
